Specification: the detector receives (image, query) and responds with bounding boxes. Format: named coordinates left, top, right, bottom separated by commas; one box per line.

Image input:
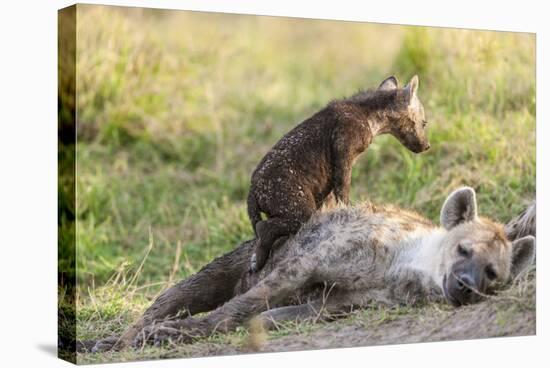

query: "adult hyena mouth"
left=442, top=274, right=461, bottom=307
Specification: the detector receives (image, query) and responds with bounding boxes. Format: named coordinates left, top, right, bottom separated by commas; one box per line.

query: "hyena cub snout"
left=397, top=122, right=430, bottom=154
left=390, top=75, right=431, bottom=153
left=409, top=101, right=431, bottom=153
left=408, top=117, right=431, bottom=153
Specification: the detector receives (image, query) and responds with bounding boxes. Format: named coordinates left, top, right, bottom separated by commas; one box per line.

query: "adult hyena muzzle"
left=444, top=269, right=484, bottom=306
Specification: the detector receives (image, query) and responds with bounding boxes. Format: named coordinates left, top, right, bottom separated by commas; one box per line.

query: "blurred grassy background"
left=72, top=5, right=535, bottom=315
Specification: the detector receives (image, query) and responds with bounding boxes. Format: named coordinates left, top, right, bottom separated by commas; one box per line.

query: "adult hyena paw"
left=91, top=336, right=120, bottom=353
left=132, top=322, right=180, bottom=347
left=133, top=319, right=202, bottom=347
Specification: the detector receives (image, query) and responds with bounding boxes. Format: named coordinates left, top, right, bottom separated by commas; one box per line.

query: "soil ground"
left=77, top=270, right=535, bottom=364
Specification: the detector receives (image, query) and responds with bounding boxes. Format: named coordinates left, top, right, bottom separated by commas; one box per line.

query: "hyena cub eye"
left=422, top=120, right=428, bottom=127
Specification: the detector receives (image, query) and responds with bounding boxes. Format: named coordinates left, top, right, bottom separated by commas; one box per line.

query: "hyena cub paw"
left=249, top=252, right=259, bottom=273
left=249, top=248, right=270, bottom=273
left=249, top=235, right=288, bottom=273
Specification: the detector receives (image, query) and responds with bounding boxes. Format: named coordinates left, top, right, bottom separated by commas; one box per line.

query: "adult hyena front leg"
left=92, top=239, right=255, bottom=352
left=136, top=255, right=314, bottom=346
left=258, top=289, right=366, bottom=330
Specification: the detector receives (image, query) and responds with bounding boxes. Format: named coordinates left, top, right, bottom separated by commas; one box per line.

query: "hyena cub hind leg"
left=247, top=191, right=263, bottom=236
left=250, top=217, right=301, bottom=273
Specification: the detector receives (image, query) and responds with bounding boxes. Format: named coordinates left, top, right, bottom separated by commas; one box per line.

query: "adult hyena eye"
left=457, top=244, right=471, bottom=258
left=485, top=265, right=497, bottom=281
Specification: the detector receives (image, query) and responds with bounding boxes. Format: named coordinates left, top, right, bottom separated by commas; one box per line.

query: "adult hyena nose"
left=456, top=274, right=474, bottom=292
left=454, top=273, right=479, bottom=304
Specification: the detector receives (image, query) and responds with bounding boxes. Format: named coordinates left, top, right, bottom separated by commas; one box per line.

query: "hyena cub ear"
left=404, top=75, right=419, bottom=104
left=510, top=235, right=535, bottom=279
left=440, top=187, right=478, bottom=230
left=378, top=76, right=399, bottom=91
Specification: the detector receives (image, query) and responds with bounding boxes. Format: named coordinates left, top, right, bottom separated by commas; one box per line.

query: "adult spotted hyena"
left=247, top=75, right=431, bottom=272
left=92, top=187, right=534, bottom=351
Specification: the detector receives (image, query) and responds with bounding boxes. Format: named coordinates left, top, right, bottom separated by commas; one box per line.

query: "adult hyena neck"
left=395, top=227, right=448, bottom=293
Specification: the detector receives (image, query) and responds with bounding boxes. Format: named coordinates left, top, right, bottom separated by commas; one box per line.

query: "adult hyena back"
left=248, top=75, right=431, bottom=272
left=131, top=187, right=535, bottom=346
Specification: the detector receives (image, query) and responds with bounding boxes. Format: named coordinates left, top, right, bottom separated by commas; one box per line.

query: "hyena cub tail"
left=247, top=192, right=262, bottom=236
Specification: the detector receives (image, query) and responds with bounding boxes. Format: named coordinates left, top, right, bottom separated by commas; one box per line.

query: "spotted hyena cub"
left=248, top=75, right=431, bottom=271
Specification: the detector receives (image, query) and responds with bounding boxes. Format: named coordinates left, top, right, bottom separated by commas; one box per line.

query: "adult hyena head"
left=378, top=75, right=430, bottom=153
left=437, top=187, right=535, bottom=306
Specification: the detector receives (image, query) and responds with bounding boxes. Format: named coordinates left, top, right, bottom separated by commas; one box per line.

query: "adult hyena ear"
left=404, top=75, right=419, bottom=104
left=378, top=76, right=399, bottom=91
left=510, top=235, right=535, bottom=279
left=440, top=187, right=478, bottom=230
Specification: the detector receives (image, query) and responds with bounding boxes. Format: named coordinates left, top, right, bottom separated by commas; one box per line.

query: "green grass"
left=65, top=4, right=536, bottom=362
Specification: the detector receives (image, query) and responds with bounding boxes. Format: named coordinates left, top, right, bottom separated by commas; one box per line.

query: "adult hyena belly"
left=237, top=204, right=438, bottom=307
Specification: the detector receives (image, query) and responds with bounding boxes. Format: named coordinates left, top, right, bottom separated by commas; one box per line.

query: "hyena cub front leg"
left=137, top=255, right=313, bottom=346
left=331, top=124, right=366, bottom=204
